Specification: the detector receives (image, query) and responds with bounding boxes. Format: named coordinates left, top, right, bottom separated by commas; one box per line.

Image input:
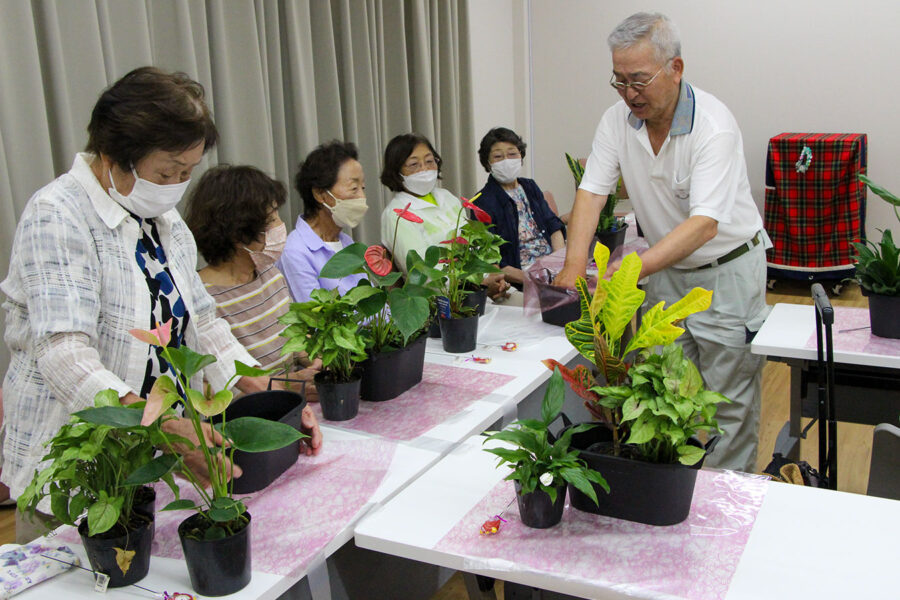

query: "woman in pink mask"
left=186, top=166, right=319, bottom=390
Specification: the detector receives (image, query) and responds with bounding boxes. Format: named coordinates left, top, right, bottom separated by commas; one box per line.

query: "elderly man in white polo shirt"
left=555, top=12, right=770, bottom=473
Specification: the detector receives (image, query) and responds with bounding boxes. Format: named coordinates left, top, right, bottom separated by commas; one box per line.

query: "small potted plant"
left=319, top=203, right=437, bottom=402
left=483, top=368, right=608, bottom=528
left=457, top=216, right=505, bottom=316
left=854, top=175, right=900, bottom=338
left=17, top=390, right=174, bottom=588
left=129, top=321, right=306, bottom=596
left=423, top=199, right=502, bottom=352
left=565, top=152, right=628, bottom=253
left=544, top=243, right=728, bottom=525
left=280, top=286, right=375, bottom=419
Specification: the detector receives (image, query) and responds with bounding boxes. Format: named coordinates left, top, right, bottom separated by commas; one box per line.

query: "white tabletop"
left=16, top=426, right=440, bottom=600
left=355, top=435, right=900, bottom=600
left=751, top=303, right=900, bottom=369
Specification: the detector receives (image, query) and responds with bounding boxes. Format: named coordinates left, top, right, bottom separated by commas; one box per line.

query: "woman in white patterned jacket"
left=0, top=67, right=321, bottom=543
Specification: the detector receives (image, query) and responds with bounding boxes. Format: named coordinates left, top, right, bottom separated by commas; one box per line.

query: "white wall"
left=472, top=0, right=900, bottom=242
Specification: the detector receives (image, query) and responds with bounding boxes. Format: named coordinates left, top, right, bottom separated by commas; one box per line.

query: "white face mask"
left=325, top=190, right=369, bottom=229
left=244, top=222, right=286, bottom=270
left=108, top=167, right=190, bottom=219
left=490, top=158, right=522, bottom=184
left=402, top=169, right=438, bottom=196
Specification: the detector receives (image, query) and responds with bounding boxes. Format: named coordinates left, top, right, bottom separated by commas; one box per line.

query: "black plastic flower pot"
left=428, top=318, right=442, bottom=338
left=462, top=285, right=488, bottom=316
left=537, top=282, right=581, bottom=327
left=179, top=511, right=251, bottom=597
left=562, top=423, right=715, bottom=526
left=314, top=371, right=361, bottom=421
left=593, top=222, right=629, bottom=255
left=866, top=292, right=900, bottom=338
left=514, top=481, right=566, bottom=529
left=133, top=485, right=156, bottom=540
left=439, top=314, right=479, bottom=353
left=78, top=513, right=154, bottom=588
left=360, top=333, right=427, bottom=402
left=215, top=389, right=307, bottom=494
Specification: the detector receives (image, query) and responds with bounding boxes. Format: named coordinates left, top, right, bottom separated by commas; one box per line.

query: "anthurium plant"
left=854, top=175, right=900, bottom=297
left=130, top=320, right=305, bottom=540
left=543, top=243, right=723, bottom=462
left=280, top=285, right=378, bottom=381
left=319, top=202, right=436, bottom=351
left=565, top=152, right=624, bottom=234
left=483, top=368, right=609, bottom=504
left=18, top=390, right=175, bottom=537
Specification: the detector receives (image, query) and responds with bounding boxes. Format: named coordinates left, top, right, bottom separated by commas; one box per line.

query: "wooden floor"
left=0, top=280, right=875, bottom=600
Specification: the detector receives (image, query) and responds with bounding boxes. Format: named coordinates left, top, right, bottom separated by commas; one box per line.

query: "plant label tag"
left=93, top=571, right=110, bottom=592
left=436, top=296, right=451, bottom=319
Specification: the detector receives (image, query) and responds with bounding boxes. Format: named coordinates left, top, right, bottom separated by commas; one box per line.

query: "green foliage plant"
left=280, top=286, right=377, bottom=381
left=565, top=152, right=625, bottom=234
left=543, top=242, right=722, bottom=462
left=854, top=175, right=900, bottom=296
left=483, top=368, right=609, bottom=504
left=17, top=390, right=176, bottom=537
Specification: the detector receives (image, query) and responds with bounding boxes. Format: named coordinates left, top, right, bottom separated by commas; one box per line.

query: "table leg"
left=463, top=573, right=496, bottom=599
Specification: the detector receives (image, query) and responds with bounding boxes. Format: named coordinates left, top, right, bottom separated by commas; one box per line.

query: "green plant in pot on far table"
left=129, top=320, right=306, bottom=596
left=565, top=152, right=628, bottom=253
left=543, top=242, right=729, bottom=525
left=18, top=390, right=175, bottom=588
left=854, top=175, right=900, bottom=338
left=280, top=285, right=377, bottom=419
left=318, top=202, right=438, bottom=401
left=483, top=368, right=609, bottom=529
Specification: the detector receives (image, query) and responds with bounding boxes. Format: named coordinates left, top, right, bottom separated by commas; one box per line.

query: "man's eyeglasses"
left=609, top=63, right=667, bottom=92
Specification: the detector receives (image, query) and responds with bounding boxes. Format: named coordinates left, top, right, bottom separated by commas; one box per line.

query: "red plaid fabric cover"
left=764, top=133, right=866, bottom=271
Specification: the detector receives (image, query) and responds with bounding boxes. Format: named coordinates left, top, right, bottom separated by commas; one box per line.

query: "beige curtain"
left=0, top=0, right=475, bottom=376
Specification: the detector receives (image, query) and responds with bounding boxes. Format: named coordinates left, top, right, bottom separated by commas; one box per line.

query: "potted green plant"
left=129, top=320, right=306, bottom=596
left=17, top=390, right=174, bottom=587
left=319, top=203, right=437, bottom=402
left=457, top=215, right=505, bottom=316
left=280, top=286, right=376, bottom=419
left=543, top=243, right=729, bottom=525
left=483, top=368, right=609, bottom=529
left=565, top=152, right=628, bottom=253
left=854, top=175, right=900, bottom=338
left=423, top=200, right=502, bottom=352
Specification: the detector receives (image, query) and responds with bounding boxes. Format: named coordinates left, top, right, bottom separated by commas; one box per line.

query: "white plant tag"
left=93, top=571, right=110, bottom=592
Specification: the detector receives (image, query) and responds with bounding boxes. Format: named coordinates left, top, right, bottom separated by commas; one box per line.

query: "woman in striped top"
left=185, top=166, right=320, bottom=396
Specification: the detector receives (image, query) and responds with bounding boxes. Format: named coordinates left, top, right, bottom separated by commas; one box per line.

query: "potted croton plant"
left=544, top=243, right=729, bottom=526
left=131, top=321, right=306, bottom=596
left=483, top=368, right=608, bottom=529
left=854, top=175, right=900, bottom=338
left=18, top=390, right=172, bottom=588
left=422, top=199, right=502, bottom=352
left=565, top=152, right=628, bottom=254
left=280, top=286, right=376, bottom=419
left=319, top=202, right=437, bottom=402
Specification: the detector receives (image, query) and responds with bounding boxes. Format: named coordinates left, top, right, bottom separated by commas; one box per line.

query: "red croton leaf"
left=365, top=245, right=393, bottom=276
left=393, top=202, right=424, bottom=223
left=462, top=199, right=492, bottom=224
left=542, top=359, right=600, bottom=403
left=440, top=236, right=468, bottom=245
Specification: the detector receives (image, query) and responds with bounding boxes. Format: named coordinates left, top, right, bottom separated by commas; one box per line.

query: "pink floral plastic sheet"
left=57, top=437, right=397, bottom=578
left=434, top=469, right=769, bottom=600
left=804, top=305, right=900, bottom=355
left=310, top=363, right=514, bottom=440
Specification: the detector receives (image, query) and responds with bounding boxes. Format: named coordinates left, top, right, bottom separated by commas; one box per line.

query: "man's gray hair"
left=607, top=12, right=681, bottom=65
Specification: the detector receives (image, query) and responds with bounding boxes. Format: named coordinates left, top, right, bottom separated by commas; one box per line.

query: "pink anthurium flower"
left=440, top=237, right=468, bottom=245
left=462, top=199, right=491, bottom=224
left=129, top=319, right=173, bottom=348
left=142, top=375, right=179, bottom=426
left=365, top=245, right=393, bottom=276
left=393, top=202, right=424, bottom=223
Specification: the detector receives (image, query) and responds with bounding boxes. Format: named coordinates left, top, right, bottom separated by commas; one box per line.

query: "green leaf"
left=224, top=417, right=305, bottom=452
left=162, top=499, right=197, bottom=511
left=677, top=444, right=707, bottom=466
left=625, top=418, right=655, bottom=445
left=93, top=389, right=121, bottom=408
left=87, top=495, right=123, bottom=536
left=167, top=346, right=218, bottom=381
left=234, top=361, right=277, bottom=378
left=560, top=467, right=602, bottom=506
left=320, top=243, right=367, bottom=278
left=387, top=288, right=430, bottom=341
left=125, top=454, right=179, bottom=485
left=541, top=369, right=565, bottom=426
left=74, top=406, right=142, bottom=428
left=625, top=287, right=713, bottom=356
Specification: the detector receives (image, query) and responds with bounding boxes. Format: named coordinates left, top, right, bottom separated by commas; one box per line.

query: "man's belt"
left=695, top=231, right=763, bottom=270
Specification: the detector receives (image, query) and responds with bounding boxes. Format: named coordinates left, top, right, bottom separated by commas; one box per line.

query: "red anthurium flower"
left=440, top=236, right=468, bottom=245
left=393, top=202, right=424, bottom=223
left=365, top=245, right=393, bottom=276
left=462, top=200, right=492, bottom=224
left=438, top=258, right=450, bottom=264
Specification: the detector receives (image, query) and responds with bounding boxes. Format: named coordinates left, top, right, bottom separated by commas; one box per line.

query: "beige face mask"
left=325, top=190, right=369, bottom=229
left=244, top=222, right=286, bottom=270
